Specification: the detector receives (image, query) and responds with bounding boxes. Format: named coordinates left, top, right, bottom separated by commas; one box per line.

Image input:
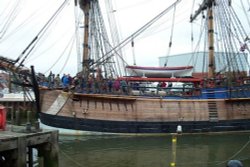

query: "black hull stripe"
left=39, top=113, right=250, bottom=133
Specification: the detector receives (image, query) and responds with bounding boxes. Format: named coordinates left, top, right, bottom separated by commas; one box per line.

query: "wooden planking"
left=42, top=90, right=250, bottom=122
left=0, top=128, right=59, bottom=167
left=0, top=130, right=57, bottom=151
left=46, top=94, right=68, bottom=115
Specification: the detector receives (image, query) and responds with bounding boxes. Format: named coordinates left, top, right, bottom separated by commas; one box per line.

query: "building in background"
left=159, top=52, right=250, bottom=78
left=0, top=72, right=9, bottom=94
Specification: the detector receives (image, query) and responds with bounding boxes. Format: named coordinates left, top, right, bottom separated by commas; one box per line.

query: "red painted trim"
left=126, top=65, right=193, bottom=71
left=117, top=77, right=201, bottom=82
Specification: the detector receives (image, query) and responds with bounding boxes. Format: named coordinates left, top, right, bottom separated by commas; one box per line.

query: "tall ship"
left=1, top=0, right=250, bottom=134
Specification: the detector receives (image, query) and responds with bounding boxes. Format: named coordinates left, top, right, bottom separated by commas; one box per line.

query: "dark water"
left=58, top=133, right=250, bottom=167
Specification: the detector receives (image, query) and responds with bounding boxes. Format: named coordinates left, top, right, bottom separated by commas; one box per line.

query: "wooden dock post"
left=0, top=99, right=35, bottom=126
left=17, top=136, right=26, bottom=167
left=0, top=128, right=59, bottom=167
left=15, top=110, right=20, bottom=125
left=28, top=147, right=33, bottom=167
left=37, top=131, right=59, bottom=167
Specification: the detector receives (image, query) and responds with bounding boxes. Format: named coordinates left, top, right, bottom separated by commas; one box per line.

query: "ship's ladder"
left=207, top=89, right=219, bottom=122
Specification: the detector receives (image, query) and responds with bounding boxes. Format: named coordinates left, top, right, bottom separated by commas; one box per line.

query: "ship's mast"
left=190, top=0, right=215, bottom=79
left=79, top=0, right=91, bottom=78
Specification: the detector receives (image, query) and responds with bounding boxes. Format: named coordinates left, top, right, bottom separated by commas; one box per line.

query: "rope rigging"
left=82, top=0, right=180, bottom=78
left=164, top=3, right=177, bottom=67
left=87, top=0, right=123, bottom=78
left=86, top=0, right=131, bottom=77
left=131, top=39, right=136, bottom=65
left=135, top=3, right=191, bottom=42
left=215, top=1, right=234, bottom=74
left=214, top=1, right=235, bottom=77
left=190, top=0, right=196, bottom=53
left=248, top=0, right=250, bottom=11
left=104, top=0, right=126, bottom=76
left=0, top=1, right=62, bottom=44
left=58, top=36, right=76, bottom=75
left=0, top=0, right=22, bottom=40
left=15, top=0, right=70, bottom=67
left=216, top=0, right=250, bottom=78
left=74, top=0, right=83, bottom=73
left=240, top=0, right=250, bottom=30
left=112, top=0, right=154, bottom=12
left=92, top=0, right=182, bottom=69
left=1, top=0, right=249, bottom=81
left=190, top=10, right=207, bottom=74
left=24, top=26, right=73, bottom=64
left=44, top=34, right=76, bottom=75
left=215, top=136, right=250, bottom=166
left=191, top=0, right=250, bottom=81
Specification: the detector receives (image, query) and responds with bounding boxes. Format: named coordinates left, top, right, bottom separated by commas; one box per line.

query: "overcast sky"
left=0, top=0, right=249, bottom=76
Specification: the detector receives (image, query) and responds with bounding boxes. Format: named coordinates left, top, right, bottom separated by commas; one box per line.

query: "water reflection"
left=58, top=133, right=250, bottom=167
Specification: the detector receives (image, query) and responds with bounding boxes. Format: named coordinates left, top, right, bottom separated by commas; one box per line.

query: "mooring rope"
left=167, top=135, right=250, bottom=167
left=215, top=136, right=250, bottom=166
left=60, top=148, right=84, bottom=167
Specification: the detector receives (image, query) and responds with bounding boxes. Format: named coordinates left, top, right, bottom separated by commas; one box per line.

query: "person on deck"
left=93, top=78, right=100, bottom=93
left=113, top=79, right=120, bottom=94
left=61, top=74, right=66, bottom=84
left=120, top=80, right=128, bottom=94
left=67, top=74, right=72, bottom=85
left=48, top=71, right=54, bottom=89
left=54, top=74, right=61, bottom=88
left=107, top=77, right=113, bottom=93
left=62, top=74, right=70, bottom=89
left=87, top=74, right=94, bottom=93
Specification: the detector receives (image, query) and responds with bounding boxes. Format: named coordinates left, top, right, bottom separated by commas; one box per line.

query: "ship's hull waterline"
left=39, top=90, right=250, bottom=134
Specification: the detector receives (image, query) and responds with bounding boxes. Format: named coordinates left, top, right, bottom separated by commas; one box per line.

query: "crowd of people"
left=37, top=71, right=187, bottom=96
left=37, top=71, right=130, bottom=94
left=37, top=70, right=200, bottom=97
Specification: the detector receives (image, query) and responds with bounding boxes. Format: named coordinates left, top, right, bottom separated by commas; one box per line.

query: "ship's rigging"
left=79, top=0, right=181, bottom=79
left=0, top=0, right=249, bottom=82
left=79, top=0, right=125, bottom=78
left=190, top=0, right=250, bottom=83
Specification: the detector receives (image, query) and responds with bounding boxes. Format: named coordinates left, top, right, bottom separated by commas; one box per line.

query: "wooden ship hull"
left=39, top=89, right=250, bottom=134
